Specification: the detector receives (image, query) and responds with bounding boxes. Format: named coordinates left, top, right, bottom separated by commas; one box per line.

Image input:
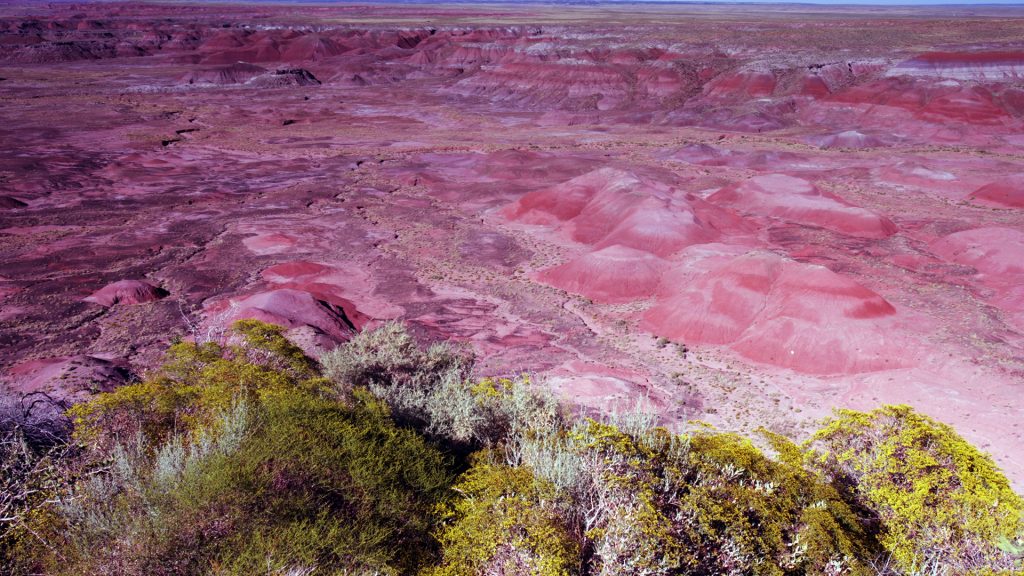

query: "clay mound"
left=259, top=261, right=388, bottom=327
left=452, top=60, right=635, bottom=110
left=84, top=280, right=168, bottom=307
left=197, top=31, right=283, bottom=65
left=246, top=68, right=320, bottom=88
left=798, top=61, right=880, bottom=97
left=669, top=143, right=728, bottom=165
left=199, top=29, right=250, bottom=50
left=833, top=78, right=1009, bottom=127
left=642, top=252, right=906, bottom=374
left=669, top=144, right=810, bottom=171
left=0, top=195, right=27, bottom=208
left=806, top=130, right=888, bottom=149
left=280, top=34, right=347, bottom=62
left=931, top=227, right=1024, bottom=277
left=182, top=62, right=267, bottom=85
left=708, top=174, right=897, bottom=238
left=918, top=86, right=1008, bottom=126
left=703, top=70, right=776, bottom=99
left=8, top=355, right=131, bottom=397
left=507, top=168, right=724, bottom=256
left=567, top=184, right=710, bottom=248
left=537, top=245, right=666, bottom=304
left=505, top=167, right=642, bottom=224
left=970, top=178, right=1024, bottom=208
left=4, top=355, right=133, bottom=440
left=219, top=288, right=356, bottom=343
left=592, top=200, right=717, bottom=257
left=262, top=261, right=334, bottom=281
left=931, top=228, right=1024, bottom=332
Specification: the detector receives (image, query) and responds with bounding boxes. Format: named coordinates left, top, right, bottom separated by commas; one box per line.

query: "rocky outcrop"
left=84, top=280, right=168, bottom=307
left=246, top=68, right=320, bottom=87
left=182, top=62, right=267, bottom=85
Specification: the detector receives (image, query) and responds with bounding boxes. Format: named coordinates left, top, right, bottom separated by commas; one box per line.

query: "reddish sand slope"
left=642, top=252, right=908, bottom=375
left=971, top=178, right=1024, bottom=208
left=537, top=245, right=667, bottom=304
left=708, top=175, right=897, bottom=238
left=931, top=227, right=1024, bottom=331
left=506, top=168, right=733, bottom=255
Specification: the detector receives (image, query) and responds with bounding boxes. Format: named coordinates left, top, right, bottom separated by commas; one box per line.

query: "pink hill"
left=703, top=70, right=776, bottom=99
left=970, top=179, right=1024, bottom=208
left=592, top=200, right=717, bottom=256
left=181, top=62, right=267, bottom=85
left=930, top=228, right=1024, bottom=331
left=536, top=245, right=667, bottom=304
left=506, top=168, right=727, bottom=256
left=215, top=288, right=357, bottom=343
left=8, top=355, right=129, bottom=398
left=505, top=168, right=642, bottom=224
left=806, top=130, right=889, bottom=149
left=931, top=226, right=1024, bottom=277
left=708, top=174, right=897, bottom=238
left=890, top=51, right=1024, bottom=81
left=642, top=252, right=908, bottom=375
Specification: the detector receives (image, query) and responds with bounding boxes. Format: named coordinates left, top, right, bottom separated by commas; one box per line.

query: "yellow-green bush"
left=427, top=454, right=580, bottom=576
left=323, top=322, right=562, bottom=449
left=807, top=405, right=1024, bottom=575
left=50, top=320, right=455, bottom=576
left=68, top=321, right=328, bottom=450
left=680, top=431, right=874, bottom=575
left=0, top=430, right=74, bottom=576
left=556, top=419, right=873, bottom=576
left=566, top=420, right=685, bottom=576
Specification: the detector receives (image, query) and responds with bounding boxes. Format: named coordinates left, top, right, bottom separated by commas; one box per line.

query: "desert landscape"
left=4, top=2, right=1024, bottom=573
left=2, top=1, right=1024, bottom=483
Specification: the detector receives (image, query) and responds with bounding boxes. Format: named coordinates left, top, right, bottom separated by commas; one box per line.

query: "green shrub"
left=68, top=321, right=328, bottom=451
left=320, top=321, right=468, bottom=398
left=807, top=405, right=1024, bottom=575
left=507, top=416, right=875, bottom=576
left=0, top=428, right=75, bottom=576
left=322, top=323, right=562, bottom=447
left=51, top=320, right=456, bottom=576
left=679, top=430, right=874, bottom=576
left=58, top=388, right=453, bottom=576
left=321, top=322, right=472, bottom=436
left=427, top=454, right=580, bottom=576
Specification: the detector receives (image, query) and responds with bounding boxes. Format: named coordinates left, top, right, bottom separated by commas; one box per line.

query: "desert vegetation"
left=2, top=320, right=1022, bottom=575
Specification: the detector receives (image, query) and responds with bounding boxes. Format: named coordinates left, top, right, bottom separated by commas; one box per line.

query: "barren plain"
left=2, top=1, right=1024, bottom=485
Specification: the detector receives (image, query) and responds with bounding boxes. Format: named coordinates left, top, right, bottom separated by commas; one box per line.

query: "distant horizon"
left=36, top=0, right=1024, bottom=8
left=93, top=0, right=1024, bottom=5
left=198, top=0, right=1024, bottom=7
left=229, top=0, right=1024, bottom=5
